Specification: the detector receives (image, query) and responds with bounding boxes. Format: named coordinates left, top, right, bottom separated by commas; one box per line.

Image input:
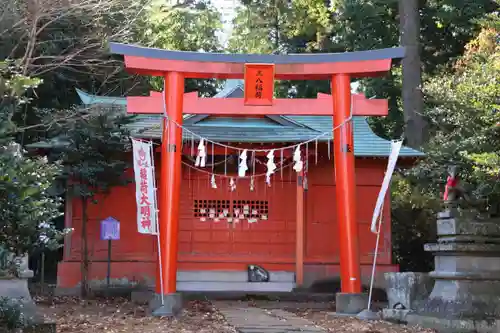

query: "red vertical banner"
left=244, top=63, right=275, bottom=106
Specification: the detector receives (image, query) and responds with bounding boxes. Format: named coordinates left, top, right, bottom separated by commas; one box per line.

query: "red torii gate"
left=110, top=43, right=404, bottom=315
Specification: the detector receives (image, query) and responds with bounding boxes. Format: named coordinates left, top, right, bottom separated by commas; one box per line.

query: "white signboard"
left=132, top=139, right=157, bottom=234
left=370, top=140, right=403, bottom=233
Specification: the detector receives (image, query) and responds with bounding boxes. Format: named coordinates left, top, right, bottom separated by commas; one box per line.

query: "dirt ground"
left=293, top=309, right=436, bottom=333
left=37, top=297, right=236, bottom=333
left=36, top=297, right=436, bottom=333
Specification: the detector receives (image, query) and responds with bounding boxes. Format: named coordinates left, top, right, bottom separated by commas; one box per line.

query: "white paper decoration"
left=195, top=139, right=207, bottom=167
left=229, top=177, right=236, bottom=191
left=266, top=149, right=277, bottom=186
left=238, top=149, right=248, bottom=177
left=293, top=145, right=303, bottom=173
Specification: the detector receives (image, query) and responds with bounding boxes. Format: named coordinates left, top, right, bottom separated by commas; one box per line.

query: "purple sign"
left=100, top=217, right=120, bottom=240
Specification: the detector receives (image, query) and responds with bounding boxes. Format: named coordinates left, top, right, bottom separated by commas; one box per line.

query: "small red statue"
left=443, top=165, right=470, bottom=204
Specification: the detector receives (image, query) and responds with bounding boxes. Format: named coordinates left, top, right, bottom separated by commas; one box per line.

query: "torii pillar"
left=110, top=43, right=405, bottom=316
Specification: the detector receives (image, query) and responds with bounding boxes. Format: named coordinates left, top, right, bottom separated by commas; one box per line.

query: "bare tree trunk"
left=274, top=1, right=280, bottom=53
left=80, top=197, right=89, bottom=298
left=399, top=0, right=427, bottom=148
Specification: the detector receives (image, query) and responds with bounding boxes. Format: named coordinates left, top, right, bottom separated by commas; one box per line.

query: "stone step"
left=177, top=281, right=296, bottom=292
left=216, top=304, right=325, bottom=332
left=176, top=270, right=295, bottom=283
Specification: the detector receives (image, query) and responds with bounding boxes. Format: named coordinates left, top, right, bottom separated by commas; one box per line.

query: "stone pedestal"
left=382, top=272, right=433, bottom=323
left=0, top=253, right=53, bottom=330
left=17, top=254, right=34, bottom=279
left=385, top=272, right=434, bottom=310
left=406, top=208, right=500, bottom=332
left=334, top=292, right=368, bottom=315
left=150, top=293, right=183, bottom=317
left=0, top=278, right=42, bottom=325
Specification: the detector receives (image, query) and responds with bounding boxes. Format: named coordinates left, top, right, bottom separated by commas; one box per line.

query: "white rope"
left=156, top=77, right=167, bottom=306
left=133, top=137, right=298, bottom=179
left=367, top=204, right=384, bottom=311
left=181, top=159, right=294, bottom=179
left=152, top=95, right=354, bottom=153
left=184, top=154, right=231, bottom=167
left=171, top=119, right=335, bottom=152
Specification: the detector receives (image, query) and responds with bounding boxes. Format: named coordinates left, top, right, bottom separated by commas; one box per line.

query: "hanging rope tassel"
left=229, top=177, right=236, bottom=192
left=238, top=149, right=248, bottom=177
left=328, top=137, right=331, bottom=160
left=195, top=139, right=207, bottom=167
left=293, top=145, right=303, bottom=173
left=211, top=174, right=217, bottom=189
left=250, top=176, right=255, bottom=191
left=280, top=149, right=284, bottom=180
left=266, top=149, right=277, bottom=186
left=315, top=139, right=318, bottom=165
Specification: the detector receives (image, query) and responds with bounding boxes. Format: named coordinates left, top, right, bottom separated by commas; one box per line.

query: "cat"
left=247, top=264, right=270, bottom=283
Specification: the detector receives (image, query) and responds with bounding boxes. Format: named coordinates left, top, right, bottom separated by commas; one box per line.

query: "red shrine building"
left=51, top=80, right=422, bottom=294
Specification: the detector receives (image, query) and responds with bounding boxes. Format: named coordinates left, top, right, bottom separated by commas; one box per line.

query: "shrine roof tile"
left=45, top=86, right=422, bottom=157
left=130, top=115, right=422, bottom=157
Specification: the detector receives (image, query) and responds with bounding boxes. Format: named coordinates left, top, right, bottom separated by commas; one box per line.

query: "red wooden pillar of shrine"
left=155, top=72, right=184, bottom=313
left=296, top=170, right=305, bottom=287
left=332, top=74, right=361, bottom=293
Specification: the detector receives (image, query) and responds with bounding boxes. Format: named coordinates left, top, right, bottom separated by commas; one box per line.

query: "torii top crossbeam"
left=109, top=42, right=404, bottom=313
left=110, top=43, right=405, bottom=79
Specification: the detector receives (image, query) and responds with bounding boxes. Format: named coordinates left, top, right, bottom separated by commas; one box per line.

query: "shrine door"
left=178, top=168, right=296, bottom=270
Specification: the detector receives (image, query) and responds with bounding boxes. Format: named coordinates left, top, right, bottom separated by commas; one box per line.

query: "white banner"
left=132, top=139, right=157, bottom=234
left=370, top=140, right=403, bottom=233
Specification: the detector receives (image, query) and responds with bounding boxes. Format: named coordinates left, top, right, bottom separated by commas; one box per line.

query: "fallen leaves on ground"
left=36, top=297, right=236, bottom=333
left=294, top=309, right=437, bottom=333
left=35, top=296, right=438, bottom=333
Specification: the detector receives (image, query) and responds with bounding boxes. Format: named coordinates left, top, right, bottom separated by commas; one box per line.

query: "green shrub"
left=391, top=174, right=439, bottom=272
left=0, top=297, right=25, bottom=330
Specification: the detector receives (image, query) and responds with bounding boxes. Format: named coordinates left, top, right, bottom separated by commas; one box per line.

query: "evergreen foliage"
left=0, top=61, right=63, bottom=275
left=46, top=105, right=135, bottom=296
left=135, top=0, right=223, bottom=95
left=392, top=15, right=499, bottom=269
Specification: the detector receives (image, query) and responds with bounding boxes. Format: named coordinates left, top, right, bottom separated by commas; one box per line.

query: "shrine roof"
left=71, top=85, right=423, bottom=158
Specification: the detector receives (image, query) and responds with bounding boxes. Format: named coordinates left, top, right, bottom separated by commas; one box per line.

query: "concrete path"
left=216, top=302, right=325, bottom=333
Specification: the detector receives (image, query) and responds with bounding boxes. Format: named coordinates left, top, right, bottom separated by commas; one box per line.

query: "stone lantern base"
left=404, top=208, right=500, bottom=333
